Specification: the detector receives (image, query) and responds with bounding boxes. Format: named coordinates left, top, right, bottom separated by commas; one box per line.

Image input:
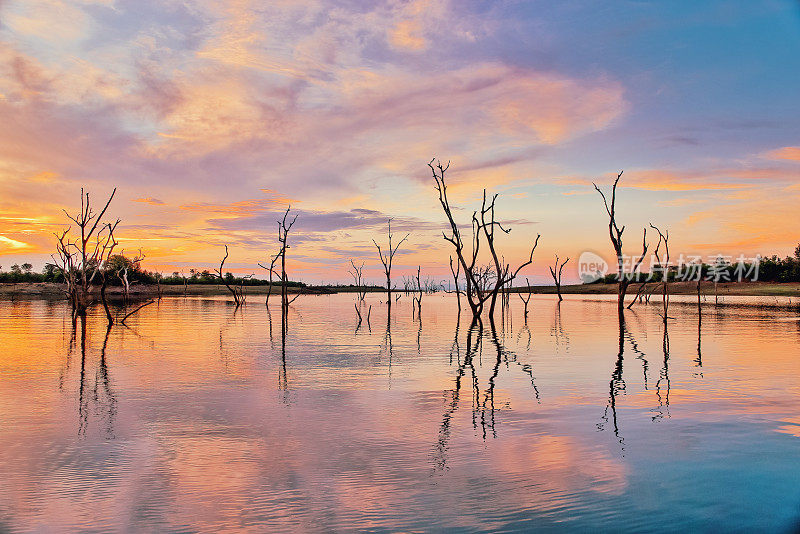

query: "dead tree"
left=549, top=255, right=569, bottom=302
left=627, top=278, right=649, bottom=309
left=53, top=188, right=119, bottom=316
left=593, top=172, right=648, bottom=315
left=449, top=256, right=462, bottom=310
left=354, top=302, right=362, bottom=328
left=518, top=277, right=532, bottom=318
left=412, top=266, right=423, bottom=315
left=97, top=227, right=120, bottom=326
left=277, top=206, right=298, bottom=310
left=430, top=158, right=539, bottom=322
left=372, top=219, right=408, bottom=305
left=649, top=223, right=670, bottom=324
left=121, top=299, right=155, bottom=326
left=214, top=245, right=244, bottom=306
left=113, top=249, right=145, bottom=305
left=348, top=259, right=366, bottom=301
left=258, top=254, right=279, bottom=306
left=53, top=229, right=78, bottom=310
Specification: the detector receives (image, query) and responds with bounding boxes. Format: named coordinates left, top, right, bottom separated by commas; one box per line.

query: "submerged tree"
left=549, top=255, right=569, bottom=302
left=593, top=172, right=648, bottom=315
left=412, top=265, right=423, bottom=316
left=518, top=277, right=532, bottom=318
left=258, top=254, right=279, bottom=306
left=430, top=158, right=539, bottom=322
left=372, top=218, right=408, bottom=305
left=214, top=246, right=245, bottom=306
left=52, top=188, right=120, bottom=317
left=649, top=223, right=670, bottom=325
left=277, top=206, right=299, bottom=310
left=348, top=259, right=366, bottom=301
left=97, top=231, right=120, bottom=326
left=108, top=250, right=145, bottom=305
left=449, top=256, right=462, bottom=311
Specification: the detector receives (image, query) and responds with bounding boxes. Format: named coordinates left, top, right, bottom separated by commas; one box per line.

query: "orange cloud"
left=132, top=197, right=165, bottom=205
left=656, top=197, right=706, bottom=207
left=766, top=146, right=800, bottom=161
left=0, top=235, right=32, bottom=252
left=622, top=170, right=748, bottom=191
left=181, top=196, right=294, bottom=216
left=583, top=166, right=799, bottom=193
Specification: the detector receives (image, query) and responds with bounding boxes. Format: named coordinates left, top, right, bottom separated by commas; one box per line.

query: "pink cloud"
left=132, top=197, right=165, bottom=205
left=766, top=146, right=800, bottom=162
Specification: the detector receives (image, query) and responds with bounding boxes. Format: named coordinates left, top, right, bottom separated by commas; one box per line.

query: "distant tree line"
left=2, top=244, right=800, bottom=286
left=0, top=255, right=306, bottom=287
left=591, top=244, right=800, bottom=284
left=759, top=247, right=800, bottom=282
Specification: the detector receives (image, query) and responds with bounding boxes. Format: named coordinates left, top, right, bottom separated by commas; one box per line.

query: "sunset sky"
left=1, top=0, right=798, bottom=284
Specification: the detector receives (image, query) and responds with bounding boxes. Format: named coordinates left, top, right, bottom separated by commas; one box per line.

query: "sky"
left=0, top=0, right=798, bottom=284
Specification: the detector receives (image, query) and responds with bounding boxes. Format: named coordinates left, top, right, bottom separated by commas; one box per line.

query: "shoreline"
left=524, top=280, right=800, bottom=297
left=1, top=281, right=798, bottom=299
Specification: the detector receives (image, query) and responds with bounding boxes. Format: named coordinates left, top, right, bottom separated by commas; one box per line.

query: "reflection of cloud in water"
left=1, top=295, right=800, bottom=531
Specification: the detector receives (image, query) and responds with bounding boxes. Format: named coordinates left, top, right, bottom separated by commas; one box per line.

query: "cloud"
left=207, top=207, right=436, bottom=235
left=181, top=197, right=293, bottom=216
left=0, top=235, right=32, bottom=251
left=0, top=0, right=631, bottom=267
left=576, top=166, right=798, bottom=193
left=389, top=19, right=427, bottom=51
left=766, top=146, right=800, bottom=162
left=132, top=197, right=164, bottom=205
left=4, top=0, right=795, bottom=277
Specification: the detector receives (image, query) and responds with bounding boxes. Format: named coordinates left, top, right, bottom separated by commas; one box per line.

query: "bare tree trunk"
left=549, top=255, right=569, bottom=302
left=449, top=256, right=461, bottom=310
left=54, top=187, right=119, bottom=317
left=650, top=223, right=670, bottom=325
left=214, top=246, right=242, bottom=307
left=373, top=219, right=409, bottom=307
left=594, top=173, right=648, bottom=317
left=100, top=273, right=113, bottom=326
left=275, top=206, right=298, bottom=311
left=430, top=159, right=539, bottom=322
left=518, top=277, right=532, bottom=318
left=121, top=299, right=155, bottom=326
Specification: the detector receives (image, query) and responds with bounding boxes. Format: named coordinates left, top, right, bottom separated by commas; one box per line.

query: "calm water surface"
left=1, top=294, right=800, bottom=532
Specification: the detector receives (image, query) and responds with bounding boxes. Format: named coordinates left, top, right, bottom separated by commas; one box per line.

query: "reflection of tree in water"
left=266, top=303, right=289, bottom=400
left=433, top=316, right=542, bottom=472
left=58, top=316, right=78, bottom=391
left=516, top=316, right=532, bottom=350
left=625, top=324, right=649, bottom=390
left=693, top=306, right=703, bottom=378
left=381, top=305, right=394, bottom=390
left=651, top=327, right=671, bottom=421
left=598, top=314, right=627, bottom=453
left=549, top=303, right=569, bottom=353
left=69, top=316, right=117, bottom=439
left=598, top=312, right=680, bottom=450
left=217, top=307, right=243, bottom=370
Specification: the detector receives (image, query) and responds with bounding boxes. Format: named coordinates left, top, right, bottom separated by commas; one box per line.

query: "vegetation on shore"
left=3, top=243, right=798, bottom=291
left=1, top=280, right=798, bottom=299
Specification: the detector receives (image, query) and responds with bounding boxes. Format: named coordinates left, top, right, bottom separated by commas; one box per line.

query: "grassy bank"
left=0, top=283, right=332, bottom=299
left=2, top=281, right=799, bottom=299
left=523, top=281, right=800, bottom=297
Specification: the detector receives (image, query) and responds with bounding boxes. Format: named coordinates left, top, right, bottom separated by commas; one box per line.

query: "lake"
left=1, top=293, right=799, bottom=532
